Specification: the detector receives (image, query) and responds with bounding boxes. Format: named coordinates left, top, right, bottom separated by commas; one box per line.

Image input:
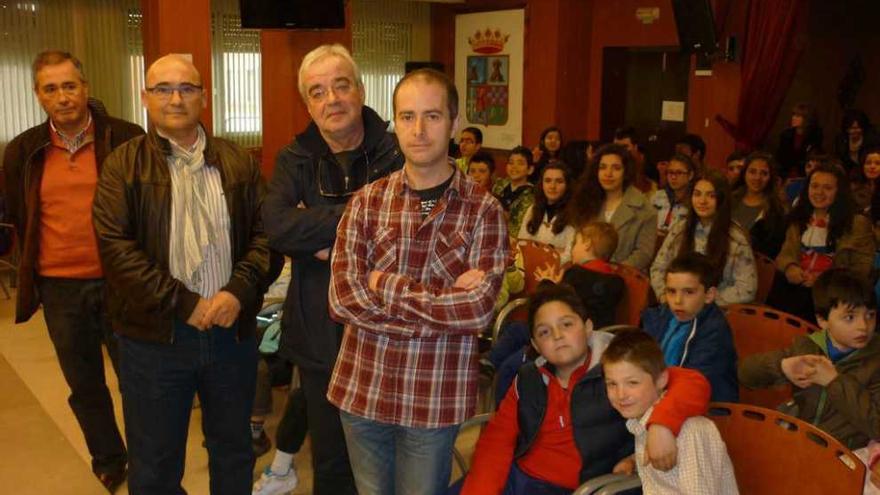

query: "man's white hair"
left=297, top=44, right=363, bottom=101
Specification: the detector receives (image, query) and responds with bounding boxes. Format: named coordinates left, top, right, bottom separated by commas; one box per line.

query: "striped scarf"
left=167, top=127, right=215, bottom=289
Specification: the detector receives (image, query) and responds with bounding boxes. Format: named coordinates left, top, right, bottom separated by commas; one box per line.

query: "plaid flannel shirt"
left=328, top=167, right=509, bottom=427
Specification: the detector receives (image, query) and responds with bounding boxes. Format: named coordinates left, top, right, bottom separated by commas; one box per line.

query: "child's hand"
left=785, top=265, right=805, bottom=285
left=612, top=455, right=636, bottom=476
left=807, top=356, right=839, bottom=386
left=644, top=424, right=677, bottom=471
left=781, top=355, right=819, bottom=388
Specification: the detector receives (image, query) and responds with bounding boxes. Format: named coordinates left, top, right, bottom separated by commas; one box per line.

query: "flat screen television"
left=240, top=0, right=345, bottom=29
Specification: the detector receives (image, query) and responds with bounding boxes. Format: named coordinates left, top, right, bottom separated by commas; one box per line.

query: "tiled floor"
left=0, top=290, right=313, bottom=494
left=0, top=288, right=483, bottom=494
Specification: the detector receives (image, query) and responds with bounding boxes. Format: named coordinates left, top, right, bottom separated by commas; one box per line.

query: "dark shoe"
left=253, top=430, right=272, bottom=458
left=96, top=469, right=126, bottom=494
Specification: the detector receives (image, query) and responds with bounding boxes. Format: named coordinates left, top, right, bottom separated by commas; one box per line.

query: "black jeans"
left=38, top=277, right=126, bottom=476
left=118, top=320, right=257, bottom=495
left=275, top=368, right=357, bottom=495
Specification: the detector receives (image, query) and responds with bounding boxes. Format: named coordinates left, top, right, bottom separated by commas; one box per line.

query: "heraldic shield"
left=466, top=55, right=509, bottom=126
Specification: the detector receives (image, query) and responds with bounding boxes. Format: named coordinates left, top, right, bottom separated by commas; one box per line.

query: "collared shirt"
left=328, top=166, right=509, bottom=427
left=628, top=406, right=739, bottom=495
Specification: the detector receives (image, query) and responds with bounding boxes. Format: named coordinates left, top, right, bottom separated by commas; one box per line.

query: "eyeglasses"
left=307, top=80, right=354, bottom=102
left=145, top=83, right=203, bottom=100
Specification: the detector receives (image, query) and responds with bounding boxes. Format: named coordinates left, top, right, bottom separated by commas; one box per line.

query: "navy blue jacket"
left=641, top=303, right=739, bottom=402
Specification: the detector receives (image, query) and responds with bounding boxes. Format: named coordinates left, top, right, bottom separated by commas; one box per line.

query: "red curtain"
left=716, top=0, right=810, bottom=151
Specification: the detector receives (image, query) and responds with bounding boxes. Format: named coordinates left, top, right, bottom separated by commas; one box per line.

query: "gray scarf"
left=167, top=127, right=215, bottom=288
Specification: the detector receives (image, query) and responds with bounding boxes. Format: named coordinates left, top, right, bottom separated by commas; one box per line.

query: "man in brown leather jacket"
left=2, top=50, right=143, bottom=492
left=92, top=54, right=270, bottom=494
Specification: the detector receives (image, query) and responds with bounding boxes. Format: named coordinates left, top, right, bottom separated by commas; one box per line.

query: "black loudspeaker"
left=405, top=61, right=445, bottom=74
left=671, top=0, right=717, bottom=54
left=239, top=0, right=345, bottom=29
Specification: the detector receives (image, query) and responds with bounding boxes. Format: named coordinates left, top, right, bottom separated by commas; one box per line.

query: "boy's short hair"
left=468, top=150, right=496, bottom=173
left=527, top=283, right=589, bottom=337
left=666, top=252, right=721, bottom=289
left=462, top=126, right=483, bottom=144
left=725, top=150, right=746, bottom=164
left=601, top=329, right=667, bottom=380
left=813, top=269, right=878, bottom=320
left=579, top=221, right=618, bottom=261
left=677, top=133, right=707, bottom=159
left=510, top=145, right=534, bottom=166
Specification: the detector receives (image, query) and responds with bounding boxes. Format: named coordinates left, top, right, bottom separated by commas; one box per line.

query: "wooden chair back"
left=723, top=304, right=819, bottom=408
left=609, top=263, right=650, bottom=326
left=753, top=252, right=777, bottom=304
left=707, top=402, right=865, bottom=495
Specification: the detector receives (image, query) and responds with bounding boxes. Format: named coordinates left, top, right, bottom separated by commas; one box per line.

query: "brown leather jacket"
left=1, top=104, right=144, bottom=323
left=92, top=128, right=270, bottom=343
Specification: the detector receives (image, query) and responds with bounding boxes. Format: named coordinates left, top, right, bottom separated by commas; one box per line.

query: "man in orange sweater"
left=2, top=51, right=143, bottom=492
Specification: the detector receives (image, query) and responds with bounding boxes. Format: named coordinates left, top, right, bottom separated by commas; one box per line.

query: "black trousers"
left=38, top=277, right=126, bottom=476
left=275, top=367, right=357, bottom=495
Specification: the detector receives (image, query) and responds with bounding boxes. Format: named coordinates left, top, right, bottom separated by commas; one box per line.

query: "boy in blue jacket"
left=641, top=252, right=739, bottom=402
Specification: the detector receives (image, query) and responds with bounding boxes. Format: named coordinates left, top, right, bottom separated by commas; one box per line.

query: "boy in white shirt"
left=603, top=330, right=739, bottom=495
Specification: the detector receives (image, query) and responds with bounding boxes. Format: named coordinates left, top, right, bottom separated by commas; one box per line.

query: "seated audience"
left=768, top=161, right=875, bottom=322
left=495, top=240, right=526, bottom=314
left=651, top=170, right=757, bottom=306
left=651, top=153, right=696, bottom=237
left=725, top=150, right=746, bottom=184
left=641, top=253, right=739, bottom=402
left=784, top=149, right=825, bottom=205
left=741, top=269, right=880, bottom=449
left=531, top=125, right=563, bottom=181
left=675, top=133, right=707, bottom=170
left=603, top=330, right=739, bottom=494
left=834, top=109, right=877, bottom=175
left=852, top=145, right=880, bottom=214
left=518, top=161, right=576, bottom=264
left=493, top=146, right=536, bottom=235
left=730, top=151, right=787, bottom=258
left=466, top=150, right=496, bottom=190
left=777, top=102, right=823, bottom=178
left=455, top=126, right=482, bottom=174
left=458, top=284, right=711, bottom=495
left=569, top=144, right=657, bottom=270
left=486, top=221, right=624, bottom=402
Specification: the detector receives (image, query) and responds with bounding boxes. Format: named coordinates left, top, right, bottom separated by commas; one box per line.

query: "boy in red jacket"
left=457, top=284, right=711, bottom=494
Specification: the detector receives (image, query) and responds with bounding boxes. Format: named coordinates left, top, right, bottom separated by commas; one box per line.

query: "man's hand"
left=781, top=355, right=819, bottom=388
left=186, top=297, right=212, bottom=331
left=368, top=271, right=384, bottom=291
left=454, top=269, right=485, bottom=290
left=785, top=265, right=805, bottom=285
left=314, top=247, right=331, bottom=261
left=808, top=355, right=839, bottom=387
left=612, top=455, right=636, bottom=475
left=201, top=291, right=242, bottom=328
left=644, top=424, right=677, bottom=471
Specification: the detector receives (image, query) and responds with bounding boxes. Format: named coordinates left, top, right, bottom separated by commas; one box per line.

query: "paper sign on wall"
left=661, top=100, right=686, bottom=122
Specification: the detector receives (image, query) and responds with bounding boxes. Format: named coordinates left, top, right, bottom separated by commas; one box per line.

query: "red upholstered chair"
left=609, top=263, right=650, bottom=326
left=516, top=239, right=562, bottom=295
left=753, top=252, right=777, bottom=304
left=707, top=402, right=866, bottom=494
left=723, top=304, right=819, bottom=408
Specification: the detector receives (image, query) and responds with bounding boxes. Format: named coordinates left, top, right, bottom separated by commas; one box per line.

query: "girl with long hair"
left=651, top=169, right=757, bottom=305
left=568, top=143, right=656, bottom=270
left=518, top=161, right=576, bottom=263
left=730, top=151, right=787, bottom=258
left=651, top=153, right=697, bottom=237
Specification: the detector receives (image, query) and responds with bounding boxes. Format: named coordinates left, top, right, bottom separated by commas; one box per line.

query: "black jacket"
left=776, top=126, right=823, bottom=178
left=263, top=106, right=403, bottom=370
left=1, top=103, right=143, bottom=322
left=92, top=128, right=270, bottom=343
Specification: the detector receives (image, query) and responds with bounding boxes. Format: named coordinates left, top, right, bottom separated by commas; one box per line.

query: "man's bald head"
left=146, top=54, right=202, bottom=87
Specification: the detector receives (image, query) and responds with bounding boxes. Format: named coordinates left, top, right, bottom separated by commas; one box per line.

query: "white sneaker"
left=252, top=466, right=299, bottom=495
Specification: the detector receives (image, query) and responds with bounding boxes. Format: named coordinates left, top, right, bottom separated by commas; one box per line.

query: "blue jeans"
left=38, top=277, right=126, bottom=476
left=340, top=410, right=460, bottom=495
left=118, top=320, right=257, bottom=494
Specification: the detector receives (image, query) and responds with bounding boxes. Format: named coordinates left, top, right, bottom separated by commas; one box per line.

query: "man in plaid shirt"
left=328, top=69, right=509, bottom=494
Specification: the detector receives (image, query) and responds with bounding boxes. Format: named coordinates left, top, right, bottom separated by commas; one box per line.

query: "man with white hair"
left=257, top=44, right=402, bottom=495
left=93, top=54, right=270, bottom=494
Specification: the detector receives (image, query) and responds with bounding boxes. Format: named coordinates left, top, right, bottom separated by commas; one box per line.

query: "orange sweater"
left=38, top=127, right=103, bottom=278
